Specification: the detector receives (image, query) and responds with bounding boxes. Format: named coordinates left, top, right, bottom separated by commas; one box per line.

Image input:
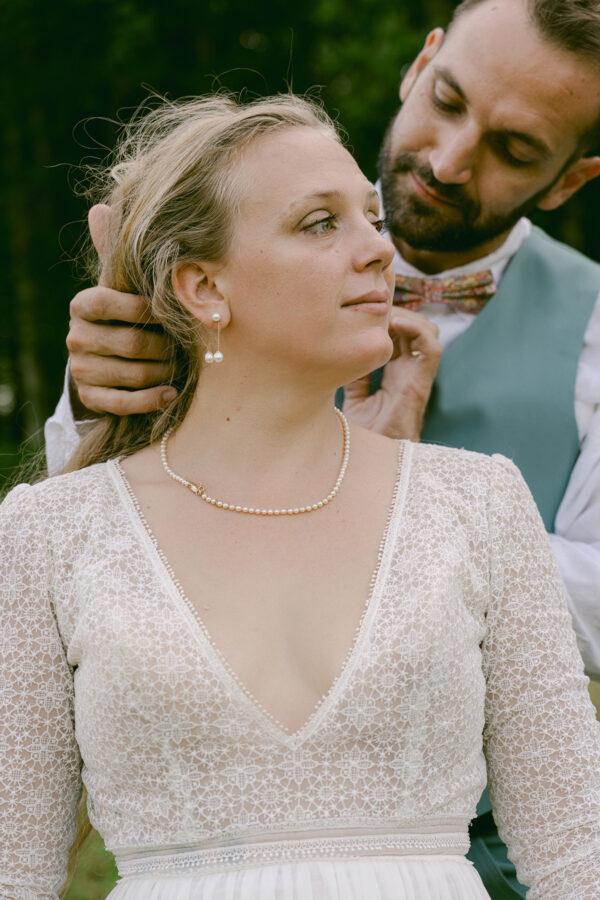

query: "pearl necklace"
left=159, top=408, right=350, bottom=516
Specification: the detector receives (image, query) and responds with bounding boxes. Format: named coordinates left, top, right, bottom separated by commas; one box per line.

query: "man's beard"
left=378, top=127, right=550, bottom=254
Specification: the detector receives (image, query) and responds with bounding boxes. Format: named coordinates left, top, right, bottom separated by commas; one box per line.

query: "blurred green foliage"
left=63, top=829, right=118, bottom=899
left=2, top=0, right=599, bottom=480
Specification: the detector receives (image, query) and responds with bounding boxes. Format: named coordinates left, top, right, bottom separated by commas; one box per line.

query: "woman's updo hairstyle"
left=68, top=93, right=341, bottom=472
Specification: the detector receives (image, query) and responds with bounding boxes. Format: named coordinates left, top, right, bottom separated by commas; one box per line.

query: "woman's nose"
left=355, top=222, right=395, bottom=271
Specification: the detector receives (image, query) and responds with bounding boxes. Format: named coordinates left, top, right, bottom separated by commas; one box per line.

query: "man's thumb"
left=88, top=204, right=112, bottom=286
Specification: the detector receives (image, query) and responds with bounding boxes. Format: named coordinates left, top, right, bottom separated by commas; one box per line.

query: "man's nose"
left=428, top=124, right=479, bottom=185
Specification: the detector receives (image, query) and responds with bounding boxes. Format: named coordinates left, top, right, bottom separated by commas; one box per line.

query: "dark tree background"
left=2, top=0, right=598, bottom=482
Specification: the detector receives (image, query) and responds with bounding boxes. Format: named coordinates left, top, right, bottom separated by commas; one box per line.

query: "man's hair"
left=449, top=0, right=600, bottom=153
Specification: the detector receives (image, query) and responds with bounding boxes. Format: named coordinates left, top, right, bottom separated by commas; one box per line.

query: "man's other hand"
left=342, top=308, right=442, bottom=441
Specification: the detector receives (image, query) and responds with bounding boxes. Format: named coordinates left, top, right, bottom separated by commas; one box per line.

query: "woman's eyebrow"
left=289, top=187, right=379, bottom=214
left=288, top=190, right=342, bottom=213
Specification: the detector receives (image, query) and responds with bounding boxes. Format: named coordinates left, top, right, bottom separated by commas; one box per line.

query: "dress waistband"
left=116, top=827, right=470, bottom=877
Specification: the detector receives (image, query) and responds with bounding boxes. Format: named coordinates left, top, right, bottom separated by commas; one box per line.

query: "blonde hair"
left=67, top=93, right=340, bottom=473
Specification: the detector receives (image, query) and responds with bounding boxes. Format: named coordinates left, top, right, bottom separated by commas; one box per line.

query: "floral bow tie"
left=394, top=270, right=497, bottom=315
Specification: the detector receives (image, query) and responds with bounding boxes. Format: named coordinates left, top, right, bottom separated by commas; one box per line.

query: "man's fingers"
left=67, top=319, right=171, bottom=361
left=70, top=286, right=159, bottom=326
left=77, top=384, right=178, bottom=416
left=388, top=311, right=442, bottom=360
left=69, top=355, right=173, bottom=390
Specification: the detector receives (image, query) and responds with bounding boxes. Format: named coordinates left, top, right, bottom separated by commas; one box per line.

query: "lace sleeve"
left=483, top=455, right=600, bottom=898
left=0, top=484, right=82, bottom=900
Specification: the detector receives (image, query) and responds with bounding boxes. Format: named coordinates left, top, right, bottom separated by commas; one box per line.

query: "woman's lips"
left=410, top=172, right=460, bottom=209
left=346, top=302, right=389, bottom=314
left=343, top=290, right=390, bottom=314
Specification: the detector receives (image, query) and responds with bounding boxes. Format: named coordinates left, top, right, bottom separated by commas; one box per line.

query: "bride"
left=1, top=93, right=600, bottom=900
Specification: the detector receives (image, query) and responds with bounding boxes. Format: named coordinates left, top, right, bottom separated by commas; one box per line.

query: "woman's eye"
left=302, top=213, right=383, bottom=234
left=303, top=214, right=338, bottom=234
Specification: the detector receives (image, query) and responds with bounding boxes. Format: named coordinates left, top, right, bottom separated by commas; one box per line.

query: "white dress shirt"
left=44, top=218, right=600, bottom=674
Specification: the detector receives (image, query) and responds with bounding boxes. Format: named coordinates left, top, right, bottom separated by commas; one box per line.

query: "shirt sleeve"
left=0, top=484, right=82, bottom=899
left=551, top=293, right=600, bottom=678
left=44, top=366, right=92, bottom=477
left=482, top=454, right=600, bottom=898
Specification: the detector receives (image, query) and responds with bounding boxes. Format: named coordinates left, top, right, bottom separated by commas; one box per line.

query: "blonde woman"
left=1, top=94, right=600, bottom=900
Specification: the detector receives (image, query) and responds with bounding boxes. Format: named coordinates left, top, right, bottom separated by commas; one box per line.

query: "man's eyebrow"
left=499, top=130, right=552, bottom=160
left=433, top=65, right=551, bottom=160
left=433, top=66, right=467, bottom=102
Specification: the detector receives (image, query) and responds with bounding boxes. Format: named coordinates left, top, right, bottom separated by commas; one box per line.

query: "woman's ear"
left=172, top=262, right=231, bottom=328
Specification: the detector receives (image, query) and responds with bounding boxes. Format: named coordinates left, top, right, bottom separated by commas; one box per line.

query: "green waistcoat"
left=421, top=227, right=600, bottom=531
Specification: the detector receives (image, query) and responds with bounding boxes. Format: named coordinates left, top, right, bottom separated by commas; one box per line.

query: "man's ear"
left=537, top=156, right=600, bottom=211
left=172, top=262, right=231, bottom=328
left=400, top=28, right=445, bottom=102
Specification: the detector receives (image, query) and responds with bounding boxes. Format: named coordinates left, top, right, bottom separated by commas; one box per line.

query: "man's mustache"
left=391, top=153, right=469, bottom=207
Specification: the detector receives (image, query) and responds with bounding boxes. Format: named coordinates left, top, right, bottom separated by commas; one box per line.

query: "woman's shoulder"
left=409, top=439, right=519, bottom=475
left=1, top=461, right=119, bottom=523
left=404, top=440, right=525, bottom=502
left=352, top=427, right=522, bottom=495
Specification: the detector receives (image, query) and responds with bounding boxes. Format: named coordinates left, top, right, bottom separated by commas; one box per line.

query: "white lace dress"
left=1, top=442, right=600, bottom=900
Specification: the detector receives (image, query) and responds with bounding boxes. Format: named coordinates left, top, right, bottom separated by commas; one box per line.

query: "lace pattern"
left=1, top=443, right=600, bottom=899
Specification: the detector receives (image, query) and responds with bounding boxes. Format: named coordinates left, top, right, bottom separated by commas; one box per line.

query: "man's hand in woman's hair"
left=67, top=287, right=175, bottom=418
left=342, top=308, right=442, bottom=441
left=66, top=205, right=176, bottom=419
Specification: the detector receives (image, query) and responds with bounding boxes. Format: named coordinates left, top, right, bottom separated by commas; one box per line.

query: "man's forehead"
left=431, top=1, right=600, bottom=149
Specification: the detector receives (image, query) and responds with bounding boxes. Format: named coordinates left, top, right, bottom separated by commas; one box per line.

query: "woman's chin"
left=336, top=335, right=394, bottom=387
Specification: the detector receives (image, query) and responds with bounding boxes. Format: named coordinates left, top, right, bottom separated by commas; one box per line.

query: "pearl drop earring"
left=204, top=312, right=223, bottom=365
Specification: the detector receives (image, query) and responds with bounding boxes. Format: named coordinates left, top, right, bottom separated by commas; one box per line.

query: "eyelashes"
left=302, top=214, right=385, bottom=234
left=303, top=214, right=339, bottom=234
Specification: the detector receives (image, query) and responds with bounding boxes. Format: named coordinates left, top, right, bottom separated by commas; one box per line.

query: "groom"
left=47, top=0, right=600, bottom=896
left=340, top=1, right=600, bottom=895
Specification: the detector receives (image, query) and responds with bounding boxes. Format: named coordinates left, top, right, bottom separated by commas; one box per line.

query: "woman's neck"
left=164, top=372, right=345, bottom=509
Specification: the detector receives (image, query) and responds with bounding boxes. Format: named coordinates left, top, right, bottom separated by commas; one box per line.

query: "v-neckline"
left=108, top=441, right=411, bottom=747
